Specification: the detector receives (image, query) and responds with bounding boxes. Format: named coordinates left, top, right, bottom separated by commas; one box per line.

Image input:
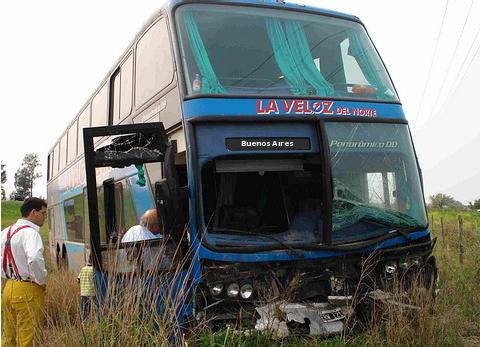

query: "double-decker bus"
left=47, top=0, right=436, bottom=334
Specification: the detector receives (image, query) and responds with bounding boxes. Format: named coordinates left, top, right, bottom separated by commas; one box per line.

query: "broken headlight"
left=411, top=257, right=422, bottom=266
left=240, top=283, right=254, bottom=299
left=210, top=283, right=223, bottom=296
left=227, top=283, right=240, bottom=298
left=384, top=261, right=398, bottom=274
left=398, top=259, right=410, bottom=270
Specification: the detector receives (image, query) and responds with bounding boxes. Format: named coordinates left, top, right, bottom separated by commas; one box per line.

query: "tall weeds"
left=39, top=212, right=480, bottom=346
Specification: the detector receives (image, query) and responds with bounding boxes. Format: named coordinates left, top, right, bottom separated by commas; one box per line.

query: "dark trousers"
left=80, top=296, right=96, bottom=323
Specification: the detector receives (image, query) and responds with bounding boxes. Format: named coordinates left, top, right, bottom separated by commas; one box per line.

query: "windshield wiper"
left=210, top=227, right=305, bottom=258
left=360, top=217, right=413, bottom=241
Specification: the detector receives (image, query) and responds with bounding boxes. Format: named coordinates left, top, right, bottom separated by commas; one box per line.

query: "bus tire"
left=62, top=245, right=69, bottom=269
left=56, top=244, right=62, bottom=270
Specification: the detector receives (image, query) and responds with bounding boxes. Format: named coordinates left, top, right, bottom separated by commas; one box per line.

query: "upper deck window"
left=176, top=5, right=398, bottom=102
left=135, top=18, right=174, bottom=108
left=92, top=82, right=108, bottom=127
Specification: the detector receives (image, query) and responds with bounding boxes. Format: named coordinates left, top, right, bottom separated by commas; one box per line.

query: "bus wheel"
left=56, top=244, right=62, bottom=270
left=57, top=245, right=68, bottom=270
left=61, top=246, right=69, bottom=269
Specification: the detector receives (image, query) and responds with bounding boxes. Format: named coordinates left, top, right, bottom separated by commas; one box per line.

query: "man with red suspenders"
left=1, top=197, right=48, bottom=347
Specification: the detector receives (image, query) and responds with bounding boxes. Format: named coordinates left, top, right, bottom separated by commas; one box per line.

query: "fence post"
left=441, top=216, right=445, bottom=247
left=458, top=215, right=464, bottom=264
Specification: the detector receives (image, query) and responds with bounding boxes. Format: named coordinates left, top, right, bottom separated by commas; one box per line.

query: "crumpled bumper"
left=254, top=299, right=354, bottom=337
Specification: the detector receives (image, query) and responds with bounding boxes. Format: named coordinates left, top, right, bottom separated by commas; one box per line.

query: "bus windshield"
left=201, top=156, right=324, bottom=247
left=176, top=4, right=398, bottom=101
left=326, top=122, right=427, bottom=243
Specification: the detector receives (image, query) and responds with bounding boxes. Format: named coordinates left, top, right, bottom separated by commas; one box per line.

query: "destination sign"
left=226, top=138, right=310, bottom=151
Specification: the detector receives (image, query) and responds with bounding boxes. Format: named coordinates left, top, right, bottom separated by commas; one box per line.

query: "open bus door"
left=82, top=122, right=187, bottom=272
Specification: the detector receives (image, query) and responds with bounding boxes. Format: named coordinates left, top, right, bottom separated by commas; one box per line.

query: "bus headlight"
left=227, top=283, right=240, bottom=298
left=411, top=257, right=422, bottom=266
left=210, top=283, right=223, bottom=296
left=399, top=259, right=410, bottom=270
left=385, top=261, right=397, bottom=274
left=240, top=284, right=253, bottom=299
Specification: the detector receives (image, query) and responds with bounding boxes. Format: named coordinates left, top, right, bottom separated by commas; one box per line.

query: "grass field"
left=1, top=201, right=479, bottom=346
left=1, top=200, right=49, bottom=244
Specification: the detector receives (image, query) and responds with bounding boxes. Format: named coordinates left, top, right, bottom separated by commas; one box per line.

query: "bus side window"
left=67, top=120, right=78, bottom=164
left=59, top=133, right=68, bottom=172
left=77, top=106, right=91, bottom=155
left=92, top=82, right=109, bottom=129
left=112, top=179, right=138, bottom=241
left=64, top=195, right=84, bottom=242
left=120, top=54, right=133, bottom=120
left=122, top=179, right=142, bottom=233
left=135, top=17, right=174, bottom=108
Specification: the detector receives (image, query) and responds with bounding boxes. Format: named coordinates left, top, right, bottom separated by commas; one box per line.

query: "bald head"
left=140, top=209, right=158, bottom=228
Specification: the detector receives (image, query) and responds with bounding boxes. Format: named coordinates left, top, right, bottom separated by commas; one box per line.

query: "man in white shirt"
left=121, top=209, right=163, bottom=243
left=1, top=197, right=48, bottom=346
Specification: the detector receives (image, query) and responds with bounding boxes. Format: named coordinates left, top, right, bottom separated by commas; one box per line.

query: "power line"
left=443, top=12, right=480, bottom=100
left=414, top=0, right=450, bottom=123
left=428, top=0, right=474, bottom=119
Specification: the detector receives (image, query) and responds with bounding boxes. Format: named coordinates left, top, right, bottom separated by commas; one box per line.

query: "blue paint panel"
left=183, top=98, right=405, bottom=119
left=197, top=229, right=431, bottom=262
left=128, top=176, right=155, bottom=220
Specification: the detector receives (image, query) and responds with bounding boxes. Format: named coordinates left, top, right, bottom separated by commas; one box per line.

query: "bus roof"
left=165, top=0, right=361, bottom=23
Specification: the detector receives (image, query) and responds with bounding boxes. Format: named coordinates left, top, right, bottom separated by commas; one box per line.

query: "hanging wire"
left=414, top=0, right=450, bottom=124
left=428, top=0, right=475, bottom=119
left=443, top=11, right=480, bottom=100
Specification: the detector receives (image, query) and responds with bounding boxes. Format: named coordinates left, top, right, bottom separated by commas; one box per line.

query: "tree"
left=1, top=162, right=6, bottom=184
left=468, top=199, right=480, bottom=210
left=14, top=153, right=42, bottom=198
left=1, top=162, right=5, bottom=200
left=429, top=193, right=463, bottom=209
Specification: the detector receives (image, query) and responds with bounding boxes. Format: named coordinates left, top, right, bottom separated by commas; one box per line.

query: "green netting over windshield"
left=331, top=180, right=420, bottom=232
left=265, top=18, right=333, bottom=96
left=285, top=21, right=334, bottom=96
left=184, top=13, right=225, bottom=94
left=347, top=31, right=387, bottom=99
left=135, top=164, right=146, bottom=187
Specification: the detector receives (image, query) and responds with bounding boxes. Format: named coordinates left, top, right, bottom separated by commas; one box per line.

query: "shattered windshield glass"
left=325, top=122, right=427, bottom=243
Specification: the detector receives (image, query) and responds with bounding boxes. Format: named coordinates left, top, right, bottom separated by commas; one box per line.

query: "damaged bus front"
left=190, top=119, right=437, bottom=335
left=174, top=1, right=437, bottom=335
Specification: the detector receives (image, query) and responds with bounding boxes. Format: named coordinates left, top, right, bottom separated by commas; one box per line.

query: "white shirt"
left=121, top=225, right=162, bottom=243
left=1, top=219, right=48, bottom=285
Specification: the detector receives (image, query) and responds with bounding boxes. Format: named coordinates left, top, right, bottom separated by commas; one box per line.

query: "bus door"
left=83, top=123, right=189, bottom=306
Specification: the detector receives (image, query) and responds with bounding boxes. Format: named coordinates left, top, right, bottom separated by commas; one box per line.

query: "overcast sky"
left=0, top=0, right=479, bottom=203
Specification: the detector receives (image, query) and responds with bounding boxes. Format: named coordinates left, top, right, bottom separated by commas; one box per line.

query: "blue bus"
left=47, top=0, right=436, bottom=335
